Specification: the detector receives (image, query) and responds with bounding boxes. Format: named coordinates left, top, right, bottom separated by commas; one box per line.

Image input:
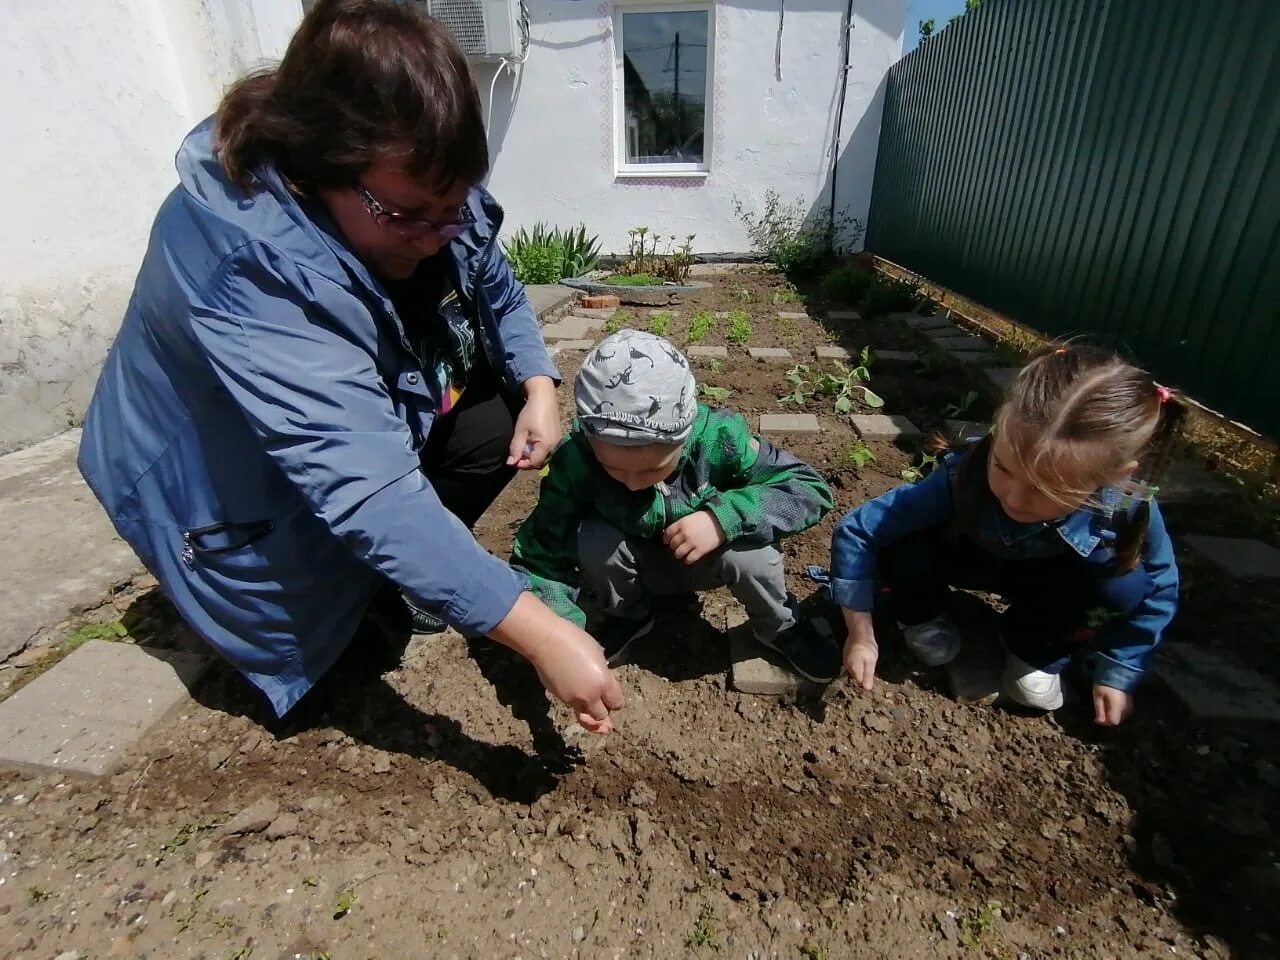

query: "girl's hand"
left=663, top=511, right=727, bottom=564
left=842, top=608, right=879, bottom=691
left=509, top=376, right=560, bottom=470
left=1092, top=685, right=1134, bottom=726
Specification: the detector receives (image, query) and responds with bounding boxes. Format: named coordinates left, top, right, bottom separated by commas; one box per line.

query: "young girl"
left=829, top=346, right=1182, bottom=726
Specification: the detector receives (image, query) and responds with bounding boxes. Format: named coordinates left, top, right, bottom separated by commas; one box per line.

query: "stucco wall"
left=482, top=0, right=904, bottom=255
left=0, top=0, right=299, bottom=452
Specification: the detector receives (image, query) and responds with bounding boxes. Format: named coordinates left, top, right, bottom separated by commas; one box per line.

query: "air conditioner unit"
left=420, top=0, right=521, bottom=61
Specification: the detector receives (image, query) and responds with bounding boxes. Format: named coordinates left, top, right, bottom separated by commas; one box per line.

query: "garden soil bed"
left=0, top=268, right=1276, bottom=960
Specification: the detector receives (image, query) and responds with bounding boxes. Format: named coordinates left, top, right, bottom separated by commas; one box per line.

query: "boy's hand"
left=842, top=609, right=878, bottom=691
left=1092, top=685, right=1133, bottom=726
left=663, top=510, right=727, bottom=564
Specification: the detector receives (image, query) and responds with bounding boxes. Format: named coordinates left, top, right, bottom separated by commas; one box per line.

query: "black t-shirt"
left=384, top=259, right=488, bottom=415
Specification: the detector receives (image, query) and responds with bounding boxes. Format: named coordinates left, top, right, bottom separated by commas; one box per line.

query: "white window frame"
left=613, top=0, right=714, bottom=179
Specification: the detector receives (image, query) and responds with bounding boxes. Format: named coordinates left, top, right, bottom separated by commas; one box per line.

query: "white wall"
left=482, top=0, right=904, bottom=255
left=0, top=0, right=299, bottom=452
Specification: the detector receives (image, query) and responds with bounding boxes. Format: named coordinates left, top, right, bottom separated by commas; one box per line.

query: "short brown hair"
left=214, top=0, right=488, bottom=194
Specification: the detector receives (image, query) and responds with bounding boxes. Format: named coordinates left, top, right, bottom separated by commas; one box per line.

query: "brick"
left=548, top=339, right=596, bottom=355
left=1186, top=536, right=1280, bottom=579
left=0, top=641, right=211, bottom=776
left=775, top=311, right=809, bottom=321
left=850, top=414, right=921, bottom=440
left=814, top=345, right=850, bottom=360
left=541, top=315, right=603, bottom=340
left=728, top=627, right=836, bottom=697
left=827, top=310, right=861, bottom=321
left=1155, top=644, right=1280, bottom=721
left=985, top=367, right=1021, bottom=390
left=870, top=349, right=918, bottom=363
left=687, top=345, right=728, bottom=358
left=945, top=420, right=991, bottom=442
left=760, top=414, right=820, bottom=435
left=580, top=295, right=620, bottom=310
left=748, top=347, right=793, bottom=361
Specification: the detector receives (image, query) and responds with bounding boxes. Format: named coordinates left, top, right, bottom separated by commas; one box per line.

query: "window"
left=616, top=4, right=712, bottom=176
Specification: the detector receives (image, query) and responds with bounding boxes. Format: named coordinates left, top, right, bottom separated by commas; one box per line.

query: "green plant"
left=602, top=309, right=633, bottom=335
left=943, top=390, right=979, bottom=419
left=705, top=358, right=724, bottom=374
left=697, top=384, right=732, bottom=402
left=841, top=442, right=877, bottom=469
left=821, top=265, right=875, bottom=304
left=301, top=875, right=321, bottom=888
left=800, top=943, right=830, bottom=960
left=775, top=314, right=797, bottom=337
left=684, top=904, right=720, bottom=950
left=620, top=227, right=697, bottom=283
left=28, top=886, right=51, bottom=903
left=726, top=310, right=752, bottom=344
left=66, top=620, right=129, bottom=645
left=780, top=365, right=814, bottom=406
left=774, top=286, right=804, bottom=305
left=648, top=311, right=673, bottom=337
left=862, top=274, right=921, bottom=315
left=686, top=310, right=716, bottom=344
left=175, top=888, right=209, bottom=933
left=957, top=900, right=1002, bottom=949
left=602, top=272, right=665, bottom=286
left=734, top=190, right=865, bottom=279
left=333, top=889, right=358, bottom=919
left=230, top=947, right=253, bottom=960
left=900, top=451, right=939, bottom=483
left=735, top=286, right=755, bottom=303
left=504, top=222, right=600, bottom=284
left=827, top=359, right=884, bottom=412
left=157, top=820, right=220, bottom=864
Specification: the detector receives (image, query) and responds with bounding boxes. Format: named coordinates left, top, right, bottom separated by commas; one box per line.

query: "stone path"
left=759, top=413, right=821, bottom=436
left=850, top=414, right=921, bottom=440
left=1186, top=536, right=1280, bottom=579
left=1154, top=644, right=1280, bottom=722
left=748, top=347, right=793, bottom=361
left=0, top=640, right=211, bottom=775
left=0, top=431, right=142, bottom=661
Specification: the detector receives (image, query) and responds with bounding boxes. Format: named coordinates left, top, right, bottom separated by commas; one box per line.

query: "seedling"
left=774, top=286, right=804, bottom=305
left=686, top=310, right=716, bottom=344
left=333, top=889, right=358, bottom=919
left=726, top=310, right=752, bottom=344
left=841, top=442, right=877, bottom=468
left=828, top=360, right=884, bottom=413
left=735, top=286, right=755, bottom=303
left=775, top=314, right=797, bottom=337
left=157, top=820, right=220, bottom=864
left=301, top=875, right=321, bottom=888
left=957, top=900, right=1003, bottom=948
left=28, top=886, right=51, bottom=903
left=230, top=947, right=253, bottom=960
left=705, top=357, right=724, bottom=374
left=900, top=451, right=939, bottom=483
left=697, top=384, right=732, bottom=402
left=648, top=311, right=674, bottom=337
left=779, top=364, right=813, bottom=406
left=800, top=943, right=830, bottom=960
left=175, top=888, right=209, bottom=933
left=684, top=903, right=720, bottom=950
left=602, top=310, right=632, bottom=335
left=943, top=390, right=978, bottom=419
left=66, top=620, right=128, bottom=645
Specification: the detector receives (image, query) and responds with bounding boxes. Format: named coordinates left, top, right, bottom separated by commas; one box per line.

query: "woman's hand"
left=1092, top=685, right=1134, bottom=726
left=488, top=591, right=624, bottom=733
left=509, top=376, right=560, bottom=470
left=842, top=608, right=879, bottom=691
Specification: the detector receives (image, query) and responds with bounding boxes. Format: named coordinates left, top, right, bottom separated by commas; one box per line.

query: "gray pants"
left=577, top=516, right=795, bottom=641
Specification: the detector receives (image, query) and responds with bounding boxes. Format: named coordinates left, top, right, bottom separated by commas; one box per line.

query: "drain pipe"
left=828, top=0, right=855, bottom=244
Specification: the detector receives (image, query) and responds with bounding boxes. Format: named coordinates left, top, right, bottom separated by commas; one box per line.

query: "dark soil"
left=0, top=268, right=1276, bottom=960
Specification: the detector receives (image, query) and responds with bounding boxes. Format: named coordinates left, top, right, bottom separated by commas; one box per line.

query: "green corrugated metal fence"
left=866, top=0, right=1280, bottom=438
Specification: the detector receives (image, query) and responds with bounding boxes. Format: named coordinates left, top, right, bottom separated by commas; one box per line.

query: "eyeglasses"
left=355, top=184, right=475, bottom=239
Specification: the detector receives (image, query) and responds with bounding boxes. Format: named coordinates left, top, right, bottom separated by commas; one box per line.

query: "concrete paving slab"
left=541, top=315, right=604, bottom=340
left=760, top=414, right=821, bottom=435
left=985, top=367, right=1021, bottom=390
left=572, top=307, right=618, bottom=320
left=945, top=420, right=991, bottom=442
left=525, top=284, right=577, bottom=320
left=728, top=626, right=833, bottom=697
left=827, top=310, right=861, bottom=321
left=850, top=414, right=921, bottom=440
left=548, top=339, right=597, bottom=356
left=814, top=346, right=850, bottom=360
left=1154, top=644, right=1280, bottom=721
left=0, top=431, right=142, bottom=660
left=0, top=640, right=211, bottom=776
left=870, top=350, right=918, bottom=363
left=903, top=314, right=954, bottom=330
left=687, top=345, right=728, bottom=358
left=1186, top=536, right=1280, bottom=579
left=1155, top=459, right=1232, bottom=504
left=931, top=335, right=991, bottom=353
left=924, top=326, right=964, bottom=340
left=748, top=347, right=793, bottom=361
left=775, top=312, right=809, bottom=321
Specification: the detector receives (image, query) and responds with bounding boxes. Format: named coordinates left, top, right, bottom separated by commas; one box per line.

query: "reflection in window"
left=621, top=9, right=709, bottom=166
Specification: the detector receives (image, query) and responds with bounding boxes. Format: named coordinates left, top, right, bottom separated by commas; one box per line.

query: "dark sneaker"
left=402, top=594, right=448, bottom=634
left=595, top=615, right=655, bottom=666
left=756, top=616, right=843, bottom=684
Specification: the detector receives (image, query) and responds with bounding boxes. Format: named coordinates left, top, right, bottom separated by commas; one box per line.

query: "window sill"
left=614, top=169, right=710, bottom=181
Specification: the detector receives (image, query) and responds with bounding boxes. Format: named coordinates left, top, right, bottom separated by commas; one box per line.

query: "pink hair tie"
left=1156, top=385, right=1172, bottom=404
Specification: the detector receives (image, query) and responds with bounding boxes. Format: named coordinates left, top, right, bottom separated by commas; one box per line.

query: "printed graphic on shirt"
left=414, top=279, right=477, bottom=416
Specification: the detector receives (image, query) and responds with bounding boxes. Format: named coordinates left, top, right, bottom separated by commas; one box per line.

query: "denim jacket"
left=78, top=120, right=558, bottom=716
left=829, top=451, right=1179, bottom=691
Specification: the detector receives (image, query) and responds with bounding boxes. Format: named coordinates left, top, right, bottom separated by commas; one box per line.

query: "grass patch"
left=686, top=310, right=716, bottom=345
left=648, top=311, right=674, bottom=337
left=602, top=273, right=666, bottom=287
left=684, top=903, right=720, bottom=950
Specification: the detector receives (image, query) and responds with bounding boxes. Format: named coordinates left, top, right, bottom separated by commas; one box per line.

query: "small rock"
left=161, top=890, right=178, bottom=908
left=628, top=780, right=657, bottom=807
left=54, top=952, right=83, bottom=960
left=862, top=713, right=893, bottom=734
left=222, top=797, right=279, bottom=835
left=206, top=746, right=233, bottom=771
left=336, top=746, right=360, bottom=772
left=571, top=925, right=587, bottom=943
left=631, top=811, right=653, bottom=852
left=265, top=813, right=300, bottom=841
left=969, top=851, right=999, bottom=877
left=194, top=851, right=214, bottom=869
left=432, top=783, right=457, bottom=804
left=371, top=754, right=392, bottom=775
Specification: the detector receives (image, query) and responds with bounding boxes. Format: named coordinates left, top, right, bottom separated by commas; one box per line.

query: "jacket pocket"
left=183, top=519, right=274, bottom=563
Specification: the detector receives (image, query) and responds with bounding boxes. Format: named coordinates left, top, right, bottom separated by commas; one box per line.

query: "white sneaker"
left=1002, top=654, right=1064, bottom=710
left=898, top=616, right=963, bottom=667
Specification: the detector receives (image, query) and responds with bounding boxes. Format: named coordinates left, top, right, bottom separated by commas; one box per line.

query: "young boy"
left=512, top=329, right=841, bottom=682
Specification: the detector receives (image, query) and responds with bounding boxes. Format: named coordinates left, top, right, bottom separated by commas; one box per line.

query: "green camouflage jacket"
left=511, top=403, right=834, bottom=626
